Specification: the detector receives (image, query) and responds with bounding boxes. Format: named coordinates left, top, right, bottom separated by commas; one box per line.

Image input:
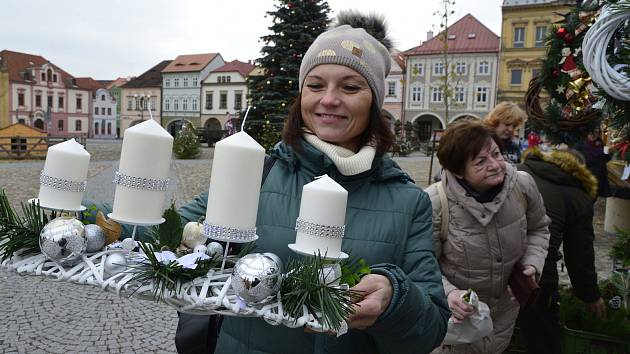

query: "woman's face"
left=495, top=122, right=516, bottom=140
left=456, top=139, right=506, bottom=192
left=301, top=64, right=372, bottom=152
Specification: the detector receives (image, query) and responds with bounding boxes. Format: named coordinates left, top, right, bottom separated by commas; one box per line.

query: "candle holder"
left=107, top=214, right=165, bottom=253
left=202, top=221, right=258, bottom=270
left=27, top=198, right=87, bottom=213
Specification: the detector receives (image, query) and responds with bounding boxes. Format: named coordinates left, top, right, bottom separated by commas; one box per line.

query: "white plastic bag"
left=442, top=290, right=493, bottom=345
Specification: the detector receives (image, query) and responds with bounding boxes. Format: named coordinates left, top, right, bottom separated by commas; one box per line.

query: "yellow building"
left=498, top=0, right=573, bottom=105
left=0, top=57, right=8, bottom=128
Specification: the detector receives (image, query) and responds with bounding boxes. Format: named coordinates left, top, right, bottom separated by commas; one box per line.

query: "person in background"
left=425, top=120, right=550, bottom=354
left=484, top=102, right=527, bottom=163
left=516, top=147, right=605, bottom=354
left=577, top=130, right=611, bottom=197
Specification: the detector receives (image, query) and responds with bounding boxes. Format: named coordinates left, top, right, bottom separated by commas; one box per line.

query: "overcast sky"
left=1, top=0, right=504, bottom=79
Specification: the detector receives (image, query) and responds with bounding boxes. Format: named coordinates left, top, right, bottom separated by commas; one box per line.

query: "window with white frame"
left=234, top=91, right=242, bottom=110
left=127, top=99, right=133, bottom=110
left=412, top=63, right=424, bottom=76
left=431, top=87, right=443, bottom=102
left=535, top=26, right=547, bottom=47
left=478, top=61, right=490, bottom=75
left=476, top=87, right=488, bottom=103
left=183, top=78, right=189, bottom=87
left=454, top=86, right=465, bottom=103
left=513, top=27, right=525, bottom=48
left=183, top=98, right=188, bottom=111
left=192, top=98, right=198, bottom=111
left=165, top=78, right=170, bottom=87
left=174, top=78, right=179, bottom=87
left=411, top=85, right=423, bottom=104
left=192, top=77, right=198, bottom=87
left=511, top=69, right=523, bottom=86
left=205, top=92, right=213, bottom=109
left=174, top=99, right=179, bottom=110
left=387, top=81, right=396, bottom=96
left=455, top=62, right=466, bottom=75
left=165, top=99, right=170, bottom=110
left=219, top=91, right=227, bottom=109
left=433, top=62, right=444, bottom=75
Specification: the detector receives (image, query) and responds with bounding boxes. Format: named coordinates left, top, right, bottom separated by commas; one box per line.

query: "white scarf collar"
left=303, top=133, right=376, bottom=176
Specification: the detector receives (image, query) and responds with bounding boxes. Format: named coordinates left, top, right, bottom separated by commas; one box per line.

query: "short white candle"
left=111, top=119, right=173, bottom=224
left=293, top=175, right=348, bottom=257
left=205, top=132, right=265, bottom=232
left=38, top=139, right=90, bottom=210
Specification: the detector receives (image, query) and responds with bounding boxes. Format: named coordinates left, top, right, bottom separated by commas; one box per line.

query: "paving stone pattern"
left=0, top=139, right=617, bottom=353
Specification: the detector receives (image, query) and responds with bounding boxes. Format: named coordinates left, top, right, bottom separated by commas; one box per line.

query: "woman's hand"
left=447, top=290, right=474, bottom=323
left=521, top=265, right=536, bottom=277
left=347, top=274, right=393, bottom=330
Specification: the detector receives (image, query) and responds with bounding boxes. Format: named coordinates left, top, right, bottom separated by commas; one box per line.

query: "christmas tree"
left=245, top=0, right=331, bottom=149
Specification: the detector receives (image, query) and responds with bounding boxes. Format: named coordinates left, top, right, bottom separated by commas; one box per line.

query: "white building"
left=383, top=52, right=405, bottom=129
left=161, top=53, right=225, bottom=136
left=201, top=60, right=255, bottom=133
left=403, top=14, right=500, bottom=141
left=92, top=88, right=117, bottom=138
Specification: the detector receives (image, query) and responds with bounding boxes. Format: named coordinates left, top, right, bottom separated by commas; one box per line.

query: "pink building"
left=1, top=50, right=90, bottom=138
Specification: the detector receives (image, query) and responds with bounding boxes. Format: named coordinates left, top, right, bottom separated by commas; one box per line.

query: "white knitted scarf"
left=303, top=134, right=376, bottom=176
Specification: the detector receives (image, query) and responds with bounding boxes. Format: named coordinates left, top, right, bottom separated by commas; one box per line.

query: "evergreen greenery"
left=147, top=202, right=183, bottom=252
left=0, top=189, right=49, bottom=262
left=610, top=227, right=630, bottom=267
left=281, top=253, right=364, bottom=331
left=173, top=125, right=201, bottom=159
left=245, top=0, right=331, bottom=145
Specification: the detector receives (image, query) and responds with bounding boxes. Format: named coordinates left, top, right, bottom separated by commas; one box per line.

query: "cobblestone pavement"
left=0, top=140, right=617, bottom=353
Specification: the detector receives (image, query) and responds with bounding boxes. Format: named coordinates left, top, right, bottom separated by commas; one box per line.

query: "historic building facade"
left=403, top=14, right=500, bottom=141
left=383, top=52, right=405, bottom=128
left=161, top=53, right=225, bottom=136
left=498, top=0, right=573, bottom=105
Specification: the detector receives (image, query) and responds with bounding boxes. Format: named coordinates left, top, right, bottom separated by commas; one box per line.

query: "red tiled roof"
left=212, top=60, right=255, bottom=77
left=75, top=77, right=105, bottom=91
left=106, top=77, right=134, bottom=89
left=0, top=49, right=75, bottom=85
left=403, top=14, right=500, bottom=56
left=392, top=53, right=406, bottom=70
left=162, top=53, right=220, bottom=73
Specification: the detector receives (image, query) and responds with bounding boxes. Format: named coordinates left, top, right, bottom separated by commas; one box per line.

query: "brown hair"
left=282, top=94, right=394, bottom=156
left=437, top=120, right=495, bottom=175
left=484, top=101, right=527, bottom=128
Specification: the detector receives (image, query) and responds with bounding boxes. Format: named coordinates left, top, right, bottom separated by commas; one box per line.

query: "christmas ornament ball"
left=231, top=253, right=283, bottom=304
left=39, top=217, right=86, bottom=266
left=84, top=224, right=106, bottom=253
left=556, top=27, right=567, bottom=38
left=193, top=244, right=208, bottom=254
left=103, top=252, right=127, bottom=277
left=206, top=242, right=224, bottom=257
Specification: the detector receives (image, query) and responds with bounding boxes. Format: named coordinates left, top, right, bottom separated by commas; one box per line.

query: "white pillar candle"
left=205, top=132, right=265, bottom=232
left=111, top=119, right=173, bottom=224
left=292, top=175, right=348, bottom=258
left=38, top=139, right=90, bottom=211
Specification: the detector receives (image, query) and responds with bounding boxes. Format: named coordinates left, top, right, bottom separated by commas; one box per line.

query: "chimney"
left=427, top=31, right=434, bottom=41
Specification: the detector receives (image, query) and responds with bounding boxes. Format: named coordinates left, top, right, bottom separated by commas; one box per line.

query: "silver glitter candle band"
left=40, top=171, right=87, bottom=192
left=295, top=218, right=345, bottom=239
left=203, top=221, right=257, bottom=242
left=113, top=171, right=169, bottom=191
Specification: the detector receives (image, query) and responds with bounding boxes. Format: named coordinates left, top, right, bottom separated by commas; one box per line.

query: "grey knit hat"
left=299, top=24, right=392, bottom=109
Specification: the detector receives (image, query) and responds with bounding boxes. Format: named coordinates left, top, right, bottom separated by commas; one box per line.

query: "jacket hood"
left=522, top=147, right=598, bottom=199
left=271, top=139, right=412, bottom=184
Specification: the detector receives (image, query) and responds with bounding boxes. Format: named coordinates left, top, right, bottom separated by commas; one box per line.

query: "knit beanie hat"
left=299, top=14, right=392, bottom=109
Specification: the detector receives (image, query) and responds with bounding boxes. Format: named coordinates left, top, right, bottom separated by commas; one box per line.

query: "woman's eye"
left=305, top=83, right=323, bottom=90
left=343, top=85, right=360, bottom=92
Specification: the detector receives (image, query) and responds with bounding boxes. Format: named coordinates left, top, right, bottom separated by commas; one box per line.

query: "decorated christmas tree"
left=245, top=0, right=331, bottom=148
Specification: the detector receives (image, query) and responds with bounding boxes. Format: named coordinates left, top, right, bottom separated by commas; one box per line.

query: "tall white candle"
left=205, top=132, right=265, bottom=231
left=292, top=175, right=348, bottom=258
left=38, top=139, right=90, bottom=211
left=111, top=119, right=173, bottom=224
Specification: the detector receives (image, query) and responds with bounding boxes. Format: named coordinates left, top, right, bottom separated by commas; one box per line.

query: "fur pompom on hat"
left=298, top=11, right=392, bottom=109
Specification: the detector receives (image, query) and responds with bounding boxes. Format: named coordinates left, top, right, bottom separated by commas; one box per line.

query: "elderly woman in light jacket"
left=426, top=120, right=550, bottom=354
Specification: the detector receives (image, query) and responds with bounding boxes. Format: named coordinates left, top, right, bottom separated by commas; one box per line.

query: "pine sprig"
left=128, top=242, right=221, bottom=301
left=0, top=190, right=49, bottom=262
left=147, top=202, right=183, bottom=251
left=281, top=253, right=363, bottom=331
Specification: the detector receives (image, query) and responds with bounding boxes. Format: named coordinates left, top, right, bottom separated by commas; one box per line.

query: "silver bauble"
left=84, top=224, right=106, bottom=253
left=231, top=253, right=283, bottom=304
left=193, top=244, right=208, bottom=254
left=103, top=252, right=127, bottom=277
left=206, top=242, right=224, bottom=257
left=39, top=217, right=86, bottom=266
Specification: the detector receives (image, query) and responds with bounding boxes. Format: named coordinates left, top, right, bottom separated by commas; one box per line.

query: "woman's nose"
left=320, top=89, right=340, bottom=106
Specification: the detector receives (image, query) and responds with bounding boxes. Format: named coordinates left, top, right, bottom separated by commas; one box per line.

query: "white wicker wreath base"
left=0, top=250, right=346, bottom=335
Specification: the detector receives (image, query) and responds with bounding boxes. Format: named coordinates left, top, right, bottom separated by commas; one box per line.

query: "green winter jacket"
left=178, top=139, right=450, bottom=354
